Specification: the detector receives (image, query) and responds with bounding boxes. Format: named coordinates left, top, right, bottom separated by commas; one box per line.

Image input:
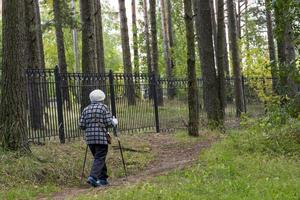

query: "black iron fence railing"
left=0, top=67, right=272, bottom=143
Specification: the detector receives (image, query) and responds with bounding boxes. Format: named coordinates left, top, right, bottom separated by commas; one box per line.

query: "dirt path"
left=39, top=133, right=216, bottom=200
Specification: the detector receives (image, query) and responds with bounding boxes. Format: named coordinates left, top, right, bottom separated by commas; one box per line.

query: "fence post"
left=109, top=70, right=117, bottom=117
left=242, top=76, right=247, bottom=113
left=151, top=72, right=160, bottom=133
left=54, top=66, right=65, bottom=144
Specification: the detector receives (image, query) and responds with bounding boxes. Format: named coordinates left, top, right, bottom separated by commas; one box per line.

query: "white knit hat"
left=89, top=89, right=106, bottom=102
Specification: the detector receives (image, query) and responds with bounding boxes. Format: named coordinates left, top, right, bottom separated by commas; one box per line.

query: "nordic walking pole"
left=113, top=126, right=127, bottom=179
left=80, top=144, right=88, bottom=184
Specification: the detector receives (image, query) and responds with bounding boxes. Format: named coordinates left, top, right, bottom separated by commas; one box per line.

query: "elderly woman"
left=79, top=89, right=118, bottom=187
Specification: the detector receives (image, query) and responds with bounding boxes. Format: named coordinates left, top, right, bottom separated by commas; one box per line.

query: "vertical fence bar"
left=109, top=70, right=117, bottom=117
left=242, top=76, right=247, bottom=113
left=151, top=72, right=160, bottom=133
left=54, top=66, right=65, bottom=144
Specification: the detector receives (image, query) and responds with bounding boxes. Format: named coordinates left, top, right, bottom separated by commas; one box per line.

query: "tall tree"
left=143, top=0, right=152, bottom=75
left=216, top=0, right=226, bottom=118
left=0, top=0, right=30, bottom=151
left=194, top=0, right=223, bottom=126
left=118, top=0, right=136, bottom=105
left=224, top=19, right=230, bottom=79
left=184, top=0, right=199, bottom=136
left=32, top=0, right=45, bottom=70
left=210, top=0, right=218, bottom=65
left=25, top=0, right=45, bottom=69
left=265, top=0, right=278, bottom=92
left=35, top=0, right=47, bottom=110
left=236, top=0, right=241, bottom=38
left=149, top=0, right=159, bottom=75
left=244, top=0, right=250, bottom=52
left=227, top=0, right=244, bottom=116
left=166, top=0, right=175, bottom=75
left=53, top=0, right=70, bottom=104
left=150, top=0, right=163, bottom=105
left=80, top=0, right=96, bottom=109
left=25, top=0, right=45, bottom=129
left=274, top=0, right=297, bottom=97
left=160, top=0, right=175, bottom=98
left=143, top=0, right=153, bottom=99
left=94, top=0, right=106, bottom=73
left=132, top=0, right=139, bottom=73
left=71, top=0, right=80, bottom=72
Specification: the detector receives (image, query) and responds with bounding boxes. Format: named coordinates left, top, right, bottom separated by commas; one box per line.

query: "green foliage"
left=273, top=0, right=300, bottom=49
left=241, top=107, right=300, bottom=156
left=40, top=0, right=122, bottom=72
left=241, top=4, right=270, bottom=78
left=137, top=0, right=201, bottom=77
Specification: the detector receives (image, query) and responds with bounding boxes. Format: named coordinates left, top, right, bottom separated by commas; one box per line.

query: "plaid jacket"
left=79, top=102, right=114, bottom=145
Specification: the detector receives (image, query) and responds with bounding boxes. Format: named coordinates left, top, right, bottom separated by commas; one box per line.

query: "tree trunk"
left=236, top=0, right=241, bottom=38
left=35, top=0, right=45, bottom=69
left=132, top=0, right=141, bottom=98
left=193, top=0, right=205, bottom=110
left=184, top=0, right=199, bottom=136
left=210, top=0, right=217, bottom=66
left=132, top=0, right=139, bottom=73
left=274, top=1, right=297, bottom=97
left=25, top=0, right=44, bottom=130
left=53, top=0, right=70, bottom=105
left=80, top=0, right=96, bottom=109
left=150, top=0, right=163, bottom=105
left=194, top=0, right=223, bottom=126
left=166, top=0, right=175, bottom=77
left=227, top=0, right=244, bottom=117
left=160, top=0, right=175, bottom=99
left=244, top=0, right=250, bottom=52
left=143, top=0, right=152, bottom=75
left=265, top=0, right=278, bottom=93
left=35, top=0, right=48, bottom=110
left=0, top=0, right=30, bottom=152
left=224, top=20, right=230, bottom=79
left=25, top=0, right=43, bottom=69
left=216, top=0, right=226, bottom=119
left=224, top=8, right=232, bottom=103
left=71, top=0, right=80, bottom=72
left=143, top=0, right=153, bottom=99
left=94, top=0, right=105, bottom=74
left=118, top=0, right=136, bottom=105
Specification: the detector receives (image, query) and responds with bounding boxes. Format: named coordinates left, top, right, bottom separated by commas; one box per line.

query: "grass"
left=75, top=120, right=300, bottom=200
left=0, top=135, right=154, bottom=200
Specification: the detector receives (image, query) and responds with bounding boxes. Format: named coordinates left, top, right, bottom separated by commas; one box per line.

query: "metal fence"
left=19, top=67, right=270, bottom=143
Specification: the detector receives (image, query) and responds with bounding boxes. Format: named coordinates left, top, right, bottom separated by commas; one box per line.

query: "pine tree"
left=194, top=0, right=223, bottom=126
left=216, top=0, right=226, bottom=118
left=184, top=0, right=199, bottom=136
left=0, top=0, right=30, bottom=152
left=80, top=0, right=97, bottom=109
left=53, top=0, right=70, bottom=104
left=265, top=0, right=278, bottom=93
left=150, top=0, right=163, bottom=105
left=94, top=0, right=106, bottom=74
left=118, top=0, right=136, bottom=105
left=227, top=0, right=244, bottom=116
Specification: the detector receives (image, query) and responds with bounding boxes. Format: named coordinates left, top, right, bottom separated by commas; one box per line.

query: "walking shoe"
left=87, top=176, right=98, bottom=187
left=97, top=179, right=109, bottom=186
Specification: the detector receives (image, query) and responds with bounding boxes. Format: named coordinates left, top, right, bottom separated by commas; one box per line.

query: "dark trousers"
left=88, top=144, right=108, bottom=180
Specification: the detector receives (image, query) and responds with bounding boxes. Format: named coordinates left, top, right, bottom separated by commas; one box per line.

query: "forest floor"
left=3, top=117, right=299, bottom=200
left=38, top=131, right=218, bottom=200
